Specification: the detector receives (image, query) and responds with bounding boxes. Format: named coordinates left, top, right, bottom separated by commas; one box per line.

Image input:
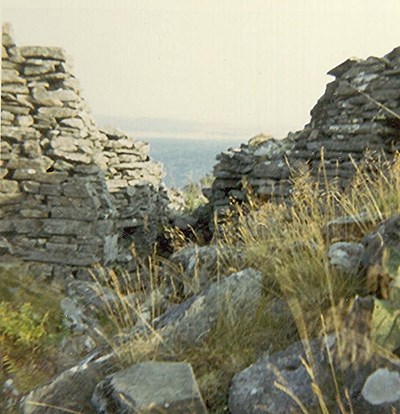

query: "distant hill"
left=94, top=115, right=264, bottom=141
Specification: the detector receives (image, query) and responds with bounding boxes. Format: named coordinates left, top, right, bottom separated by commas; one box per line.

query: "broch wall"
left=0, top=23, right=169, bottom=282
left=208, top=48, right=400, bottom=214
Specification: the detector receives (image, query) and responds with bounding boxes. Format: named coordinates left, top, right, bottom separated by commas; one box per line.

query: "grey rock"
left=38, top=106, right=77, bottom=118
left=328, top=242, right=364, bottom=272
left=230, top=334, right=400, bottom=414
left=32, top=86, right=63, bottom=106
left=19, top=45, right=67, bottom=61
left=0, top=179, right=19, bottom=193
left=362, top=368, right=400, bottom=405
left=23, top=61, right=57, bottom=75
left=154, top=268, right=263, bottom=346
left=60, top=297, right=88, bottom=332
left=1, top=68, right=26, bottom=84
left=20, top=352, right=117, bottom=414
left=229, top=338, right=333, bottom=414
left=92, top=361, right=208, bottom=414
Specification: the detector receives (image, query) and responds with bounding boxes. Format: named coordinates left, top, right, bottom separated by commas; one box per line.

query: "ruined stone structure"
left=0, top=24, right=168, bottom=281
left=208, top=48, right=400, bottom=213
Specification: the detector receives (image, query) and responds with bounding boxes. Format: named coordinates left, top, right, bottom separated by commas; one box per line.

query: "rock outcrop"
left=229, top=335, right=400, bottom=414
left=1, top=23, right=169, bottom=282
left=208, top=48, right=400, bottom=214
left=92, top=362, right=207, bottom=414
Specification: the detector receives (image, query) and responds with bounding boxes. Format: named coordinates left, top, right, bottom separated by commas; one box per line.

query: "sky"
left=3, top=0, right=400, bottom=138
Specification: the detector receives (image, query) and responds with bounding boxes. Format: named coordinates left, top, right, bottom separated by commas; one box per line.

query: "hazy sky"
left=3, top=0, right=400, bottom=138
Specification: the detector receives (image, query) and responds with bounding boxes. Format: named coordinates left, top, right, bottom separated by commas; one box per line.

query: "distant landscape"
left=96, top=115, right=256, bottom=187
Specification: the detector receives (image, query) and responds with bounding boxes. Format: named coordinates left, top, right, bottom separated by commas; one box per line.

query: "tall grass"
left=91, top=153, right=400, bottom=413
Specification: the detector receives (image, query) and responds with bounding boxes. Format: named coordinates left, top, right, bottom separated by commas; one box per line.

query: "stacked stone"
left=0, top=24, right=169, bottom=281
left=100, top=127, right=168, bottom=259
left=208, top=47, right=400, bottom=213
left=1, top=24, right=118, bottom=281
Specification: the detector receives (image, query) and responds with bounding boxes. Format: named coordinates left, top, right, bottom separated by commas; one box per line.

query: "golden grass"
left=20, top=152, right=399, bottom=413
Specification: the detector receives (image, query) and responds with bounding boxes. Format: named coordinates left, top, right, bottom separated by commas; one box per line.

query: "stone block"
left=40, top=184, right=62, bottom=196
left=1, top=126, right=40, bottom=142
left=1, top=105, right=30, bottom=115
left=50, top=207, right=94, bottom=221
left=1, top=68, right=26, bottom=84
left=0, top=219, right=14, bottom=232
left=60, top=118, right=85, bottom=129
left=20, top=209, right=49, bottom=218
left=0, top=168, right=9, bottom=179
left=51, top=89, right=78, bottom=102
left=25, top=249, right=100, bottom=266
left=62, top=182, right=94, bottom=198
left=19, top=46, right=67, bottom=61
left=53, top=149, right=91, bottom=164
left=92, top=362, right=207, bottom=414
left=14, top=218, right=43, bottom=235
left=16, top=115, right=34, bottom=127
left=23, top=61, right=56, bottom=76
left=0, top=180, right=19, bottom=194
left=38, top=106, right=77, bottom=118
left=7, top=156, right=54, bottom=173
left=22, top=140, right=42, bottom=158
left=0, top=193, right=24, bottom=206
left=45, top=242, right=78, bottom=255
left=13, top=170, right=68, bottom=184
left=1, top=110, right=15, bottom=122
left=1, top=83, right=29, bottom=94
left=32, top=86, right=63, bottom=107
left=42, top=219, right=93, bottom=236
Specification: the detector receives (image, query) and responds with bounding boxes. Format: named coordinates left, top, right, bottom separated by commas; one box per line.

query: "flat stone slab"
left=92, top=361, right=208, bottom=414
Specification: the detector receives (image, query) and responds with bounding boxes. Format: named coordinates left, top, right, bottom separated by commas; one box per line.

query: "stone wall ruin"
left=1, top=23, right=168, bottom=282
left=208, top=47, right=400, bottom=214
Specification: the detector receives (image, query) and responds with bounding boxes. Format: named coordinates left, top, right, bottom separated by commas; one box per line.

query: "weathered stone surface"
left=362, top=368, right=400, bottom=405
left=229, top=335, right=400, bottom=414
left=328, top=242, right=364, bottom=272
left=1, top=68, right=26, bottom=84
left=229, top=338, right=332, bottom=414
left=0, top=180, right=19, bottom=194
left=6, top=156, right=54, bottom=173
left=2, top=126, right=40, bottom=141
left=23, top=61, right=57, bottom=76
left=0, top=23, right=170, bottom=280
left=92, top=362, right=208, bottom=414
left=154, top=268, right=263, bottom=346
left=19, top=45, right=67, bottom=61
left=15, top=115, right=34, bottom=127
left=206, top=46, right=400, bottom=216
left=38, top=106, right=77, bottom=118
left=20, top=352, right=117, bottom=414
left=60, top=117, right=85, bottom=129
left=32, top=86, right=63, bottom=106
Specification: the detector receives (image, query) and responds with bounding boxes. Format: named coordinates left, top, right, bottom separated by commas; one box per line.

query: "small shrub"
left=0, top=302, right=48, bottom=348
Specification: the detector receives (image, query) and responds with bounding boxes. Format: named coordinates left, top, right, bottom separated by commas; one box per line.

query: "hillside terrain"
left=2, top=22, right=400, bottom=414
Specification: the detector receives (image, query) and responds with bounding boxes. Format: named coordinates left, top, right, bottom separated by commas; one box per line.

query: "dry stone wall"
left=208, top=47, right=400, bottom=214
left=1, top=23, right=168, bottom=282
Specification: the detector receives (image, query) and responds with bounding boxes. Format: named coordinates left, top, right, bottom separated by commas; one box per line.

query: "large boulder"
left=229, top=337, right=333, bottom=414
left=92, top=361, right=207, bottom=414
left=229, top=335, right=400, bottom=414
left=153, top=268, right=263, bottom=347
left=20, top=351, right=117, bottom=414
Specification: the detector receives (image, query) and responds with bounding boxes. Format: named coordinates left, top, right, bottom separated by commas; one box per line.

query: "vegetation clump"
left=0, top=265, right=64, bottom=402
